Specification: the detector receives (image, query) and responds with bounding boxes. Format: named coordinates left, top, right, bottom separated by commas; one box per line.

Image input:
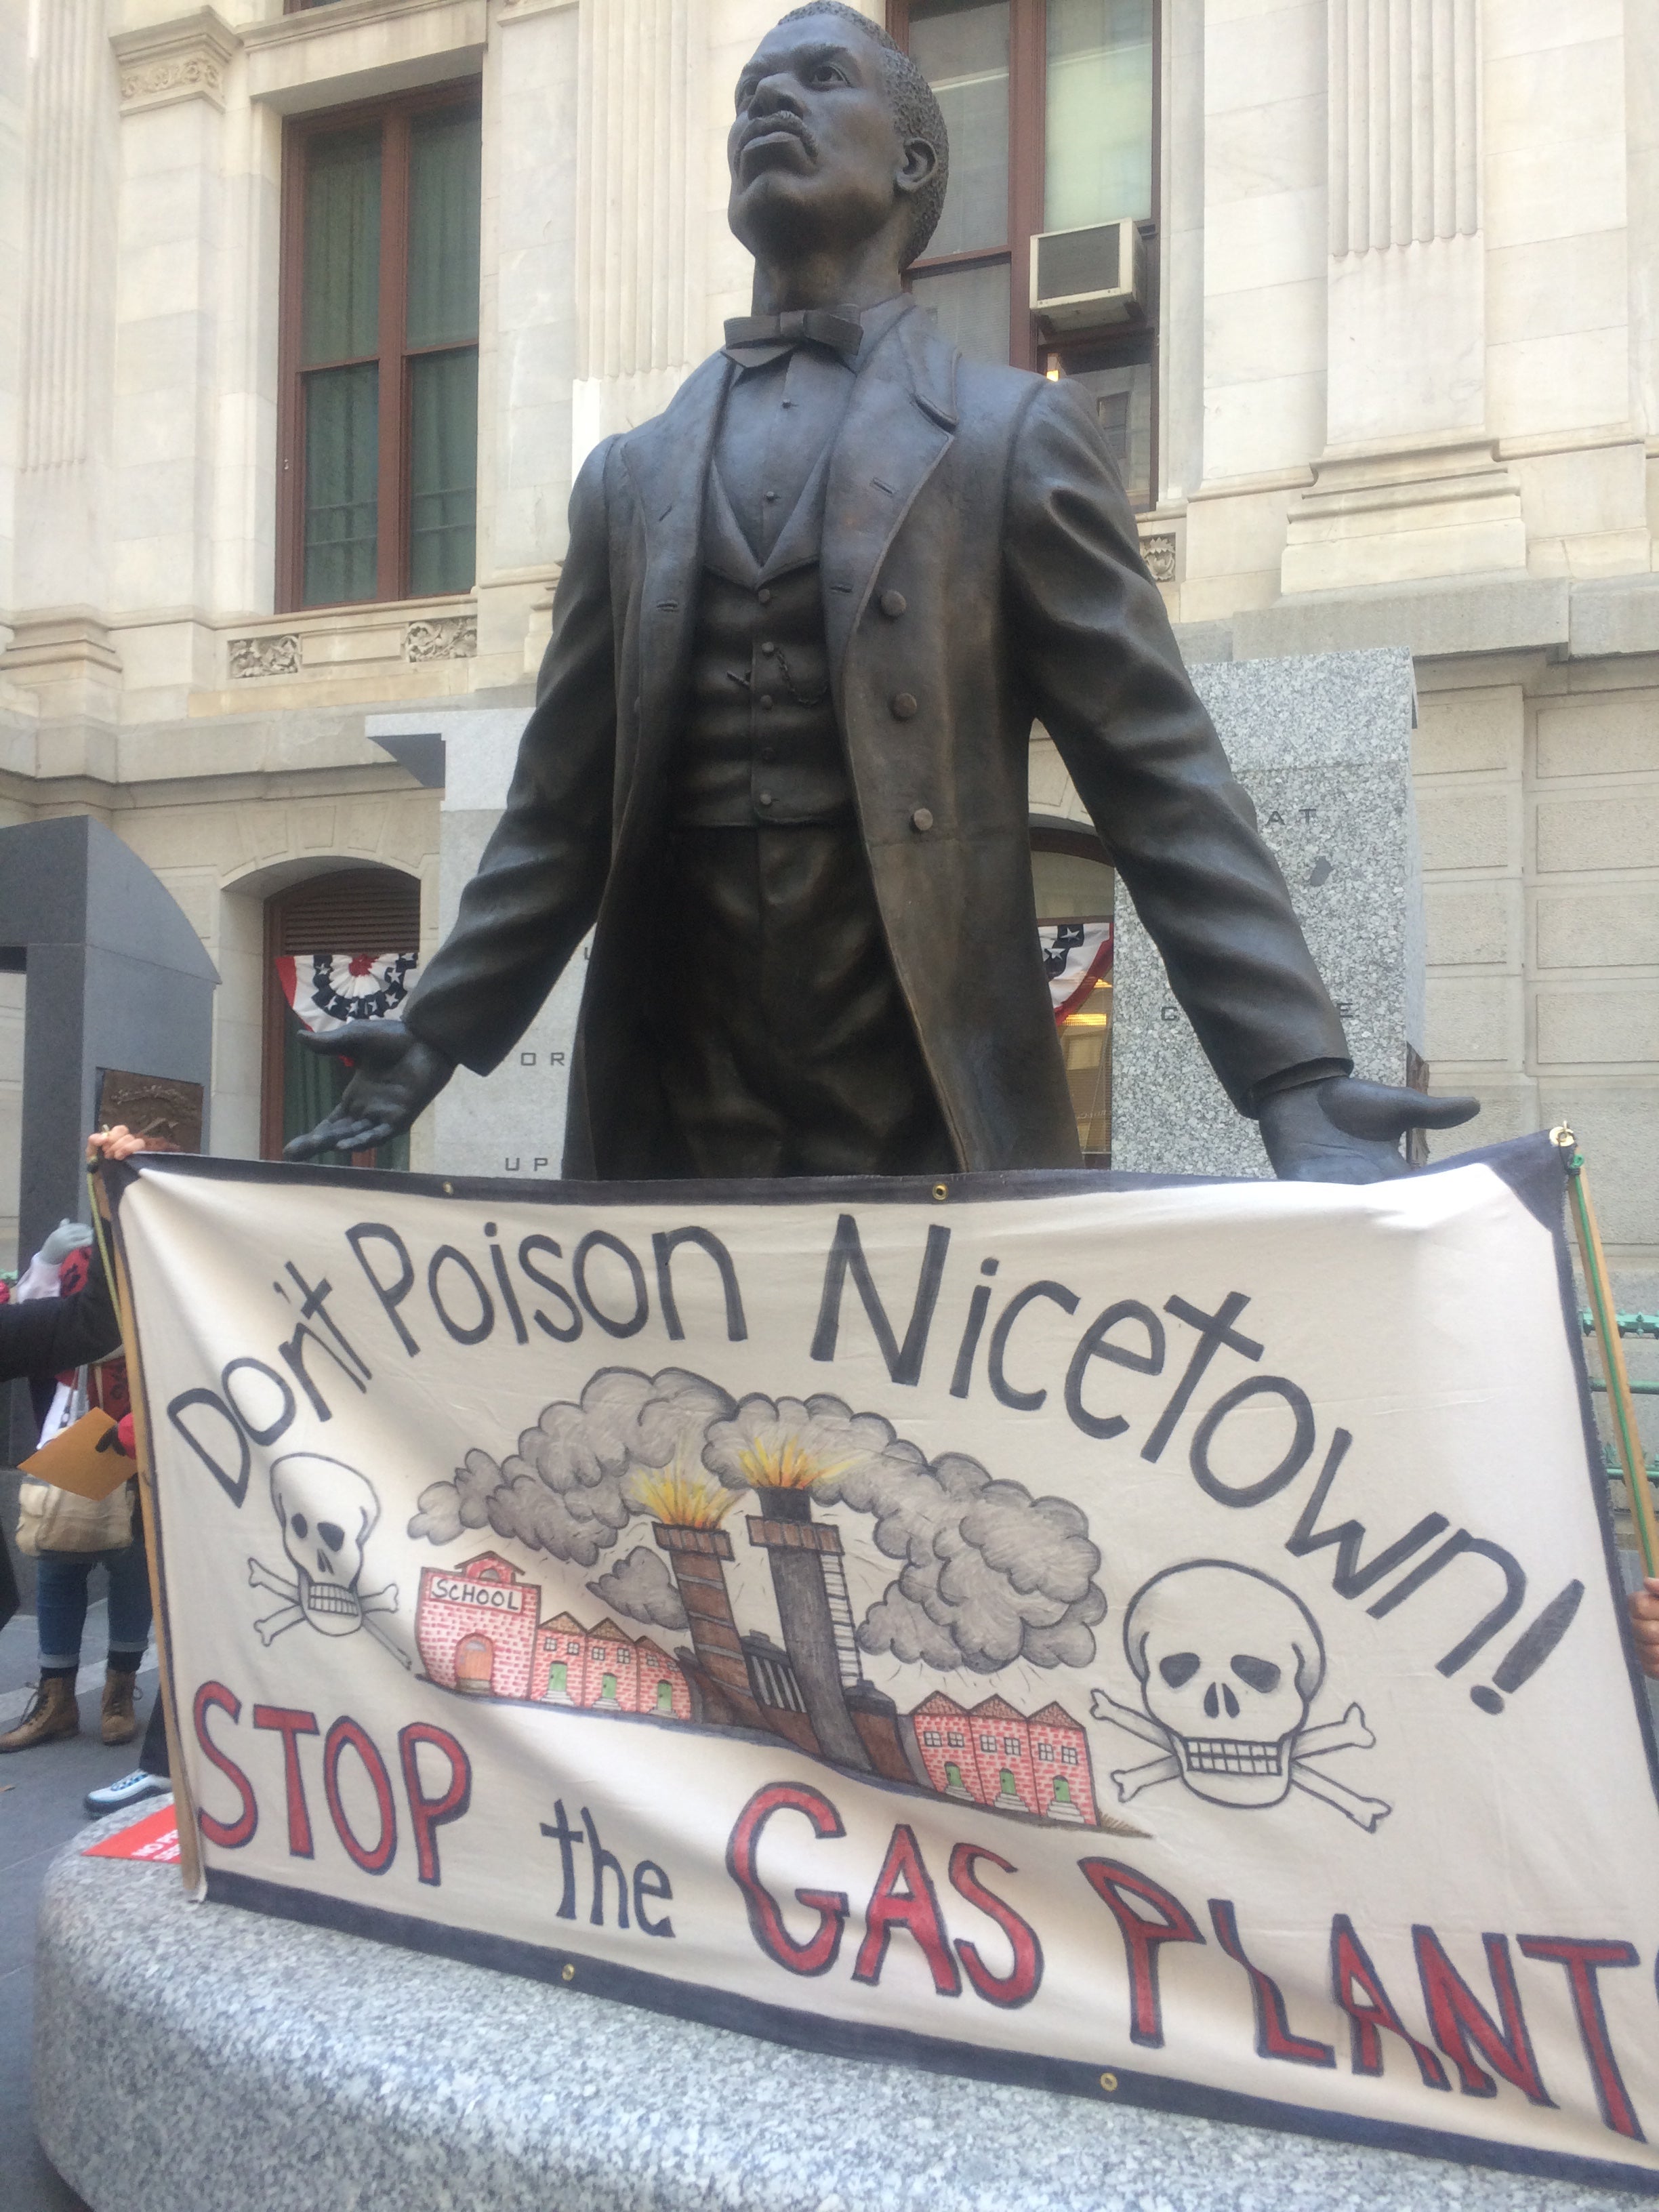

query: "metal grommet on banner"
left=443, top=1182, right=454, bottom=1195
left=1099, top=2071, right=1118, bottom=2093
left=561, top=1963, right=575, bottom=1983
left=931, top=1183, right=949, bottom=1202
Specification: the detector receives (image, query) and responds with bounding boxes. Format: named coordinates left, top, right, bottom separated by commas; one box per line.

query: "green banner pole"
left=1554, top=1126, right=1658, bottom=1580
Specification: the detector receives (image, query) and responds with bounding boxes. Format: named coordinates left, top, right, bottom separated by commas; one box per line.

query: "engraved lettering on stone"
left=406, top=617, right=478, bottom=663
left=229, top=635, right=301, bottom=681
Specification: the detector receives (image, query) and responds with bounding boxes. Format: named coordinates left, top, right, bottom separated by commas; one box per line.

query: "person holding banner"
left=1629, top=1580, right=1659, bottom=1677
left=0, top=1126, right=152, bottom=1757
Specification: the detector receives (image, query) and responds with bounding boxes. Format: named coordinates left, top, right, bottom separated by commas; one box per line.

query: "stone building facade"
left=0, top=0, right=1654, bottom=1323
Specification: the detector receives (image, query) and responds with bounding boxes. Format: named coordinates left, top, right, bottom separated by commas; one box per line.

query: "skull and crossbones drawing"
left=248, top=1453, right=409, bottom=1668
left=1091, top=1561, right=1391, bottom=1832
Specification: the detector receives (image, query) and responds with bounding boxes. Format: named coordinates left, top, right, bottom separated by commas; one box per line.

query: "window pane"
left=302, top=363, right=379, bottom=605
left=908, top=0, right=1009, bottom=255
left=1061, top=356, right=1153, bottom=507
left=407, top=108, right=482, bottom=350
left=1044, top=0, right=1154, bottom=230
left=302, top=129, right=381, bottom=365
left=409, top=348, right=478, bottom=596
left=910, top=261, right=1010, bottom=365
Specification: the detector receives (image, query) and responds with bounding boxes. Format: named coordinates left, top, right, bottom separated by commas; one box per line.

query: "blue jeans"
left=35, top=1542, right=152, bottom=1671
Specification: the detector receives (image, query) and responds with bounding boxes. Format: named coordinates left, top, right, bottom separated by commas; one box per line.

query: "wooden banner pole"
left=89, top=1164, right=204, bottom=1890
left=1553, top=1126, right=1659, bottom=1581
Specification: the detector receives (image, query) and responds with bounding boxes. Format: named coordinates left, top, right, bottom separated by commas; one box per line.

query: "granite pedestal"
left=35, top=1804, right=1638, bottom=2212
left=1111, top=647, right=1425, bottom=1177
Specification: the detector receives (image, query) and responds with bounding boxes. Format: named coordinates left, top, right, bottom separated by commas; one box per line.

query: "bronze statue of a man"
left=292, top=2, right=1471, bottom=1182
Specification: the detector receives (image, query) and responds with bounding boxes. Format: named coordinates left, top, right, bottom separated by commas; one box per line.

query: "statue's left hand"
left=1257, top=1076, right=1479, bottom=1184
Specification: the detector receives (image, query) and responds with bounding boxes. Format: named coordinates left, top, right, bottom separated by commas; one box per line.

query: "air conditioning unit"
left=1030, top=220, right=1146, bottom=335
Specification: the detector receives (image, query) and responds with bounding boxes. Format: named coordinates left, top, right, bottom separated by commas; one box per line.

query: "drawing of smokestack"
left=642, top=1462, right=766, bottom=1729
left=747, top=1487, right=872, bottom=1772
left=653, top=1524, right=768, bottom=1725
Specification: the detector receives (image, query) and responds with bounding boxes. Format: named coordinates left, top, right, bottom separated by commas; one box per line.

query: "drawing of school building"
left=415, top=1551, right=690, bottom=1721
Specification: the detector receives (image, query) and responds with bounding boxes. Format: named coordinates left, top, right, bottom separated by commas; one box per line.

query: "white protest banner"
left=110, top=1135, right=1659, bottom=2193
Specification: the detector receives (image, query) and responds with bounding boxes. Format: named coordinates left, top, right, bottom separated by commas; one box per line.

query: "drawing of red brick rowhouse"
left=911, top=1691, right=1097, bottom=1824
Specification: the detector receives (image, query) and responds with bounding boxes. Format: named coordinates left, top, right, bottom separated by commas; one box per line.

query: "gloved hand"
left=41, top=1218, right=94, bottom=1265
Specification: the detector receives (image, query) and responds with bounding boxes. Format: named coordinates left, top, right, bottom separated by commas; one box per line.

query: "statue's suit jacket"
left=403, top=300, right=1348, bottom=1176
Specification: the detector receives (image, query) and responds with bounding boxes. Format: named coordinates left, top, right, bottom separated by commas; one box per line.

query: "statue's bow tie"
left=722, top=307, right=864, bottom=368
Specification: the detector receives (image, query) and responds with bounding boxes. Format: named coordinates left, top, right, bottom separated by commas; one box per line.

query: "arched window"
left=262, top=865, right=422, bottom=1168
left=1032, top=823, right=1113, bottom=1164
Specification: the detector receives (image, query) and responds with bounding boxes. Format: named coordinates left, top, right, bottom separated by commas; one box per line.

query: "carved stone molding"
left=1140, top=533, right=1177, bottom=583
left=113, top=9, right=240, bottom=116
left=405, top=616, right=477, bottom=663
left=1328, top=0, right=1479, bottom=257
left=229, top=634, right=300, bottom=680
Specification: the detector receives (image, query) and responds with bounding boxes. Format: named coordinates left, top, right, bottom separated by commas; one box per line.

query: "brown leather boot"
left=101, top=1667, right=140, bottom=1747
left=0, top=1675, right=81, bottom=1753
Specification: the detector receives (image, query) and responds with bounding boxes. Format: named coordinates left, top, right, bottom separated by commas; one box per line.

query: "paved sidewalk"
left=1, top=1603, right=159, bottom=2212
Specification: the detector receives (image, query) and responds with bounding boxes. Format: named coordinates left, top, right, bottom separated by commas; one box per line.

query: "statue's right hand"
left=282, top=1021, right=455, bottom=1162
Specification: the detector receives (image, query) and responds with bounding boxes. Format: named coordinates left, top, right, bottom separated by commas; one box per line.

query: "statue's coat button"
left=880, top=590, right=907, bottom=618
left=911, top=806, right=934, bottom=833
left=760, top=640, right=775, bottom=655
left=758, top=792, right=775, bottom=807
left=758, top=693, right=774, bottom=710
left=891, top=692, right=918, bottom=719
left=757, top=586, right=772, bottom=603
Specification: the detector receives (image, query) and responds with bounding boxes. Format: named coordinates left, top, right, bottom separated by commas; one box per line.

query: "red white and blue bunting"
left=1039, top=920, right=1113, bottom=1023
left=276, top=952, right=419, bottom=1035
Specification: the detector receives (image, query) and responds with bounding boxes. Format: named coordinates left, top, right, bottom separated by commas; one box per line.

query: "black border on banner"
left=103, top=1132, right=1659, bottom=2196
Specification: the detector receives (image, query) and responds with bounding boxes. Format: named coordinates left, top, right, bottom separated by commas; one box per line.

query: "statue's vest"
left=670, top=452, right=852, bottom=828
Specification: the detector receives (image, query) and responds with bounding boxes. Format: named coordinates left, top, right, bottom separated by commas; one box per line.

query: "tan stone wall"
left=1418, top=659, right=1659, bottom=1324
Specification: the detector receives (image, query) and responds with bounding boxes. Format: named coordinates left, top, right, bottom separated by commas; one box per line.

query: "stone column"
left=1282, top=0, right=1522, bottom=593
left=5, top=0, right=122, bottom=745
left=478, top=0, right=579, bottom=682
left=0, top=0, right=28, bottom=670
left=570, top=0, right=705, bottom=469
left=105, top=10, right=243, bottom=720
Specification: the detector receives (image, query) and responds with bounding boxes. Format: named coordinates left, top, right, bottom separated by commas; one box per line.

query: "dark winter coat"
left=0, top=1249, right=119, bottom=1383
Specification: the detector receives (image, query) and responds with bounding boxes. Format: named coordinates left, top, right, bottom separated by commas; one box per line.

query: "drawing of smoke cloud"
left=586, top=1546, right=688, bottom=1631
left=409, top=1366, right=734, bottom=1568
left=704, top=1392, right=1107, bottom=1673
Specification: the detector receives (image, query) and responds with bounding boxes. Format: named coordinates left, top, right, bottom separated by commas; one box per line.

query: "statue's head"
left=728, top=4, right=949, bottom=276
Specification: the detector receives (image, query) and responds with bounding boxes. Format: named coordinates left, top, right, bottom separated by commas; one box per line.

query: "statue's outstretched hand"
left=283, top=1021, right=455, bottom=1161
left=1257, top=1076, right=1479, bottom=1184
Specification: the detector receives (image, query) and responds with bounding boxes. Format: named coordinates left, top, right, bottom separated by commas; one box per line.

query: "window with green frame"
left=279, top=87, right=482, bottom=610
